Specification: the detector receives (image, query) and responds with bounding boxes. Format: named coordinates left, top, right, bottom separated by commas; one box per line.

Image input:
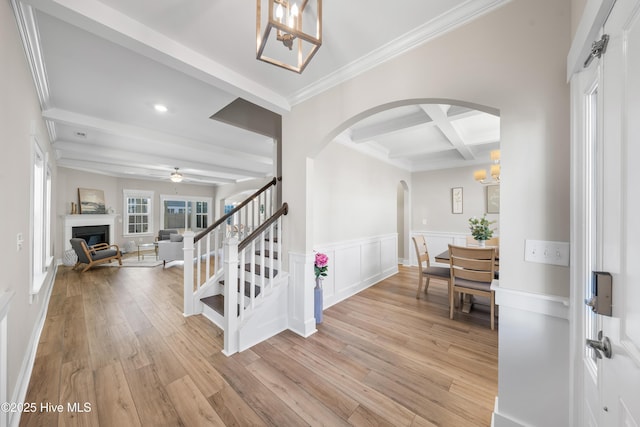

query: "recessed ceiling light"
left=154, top=104, right=168, bottom=113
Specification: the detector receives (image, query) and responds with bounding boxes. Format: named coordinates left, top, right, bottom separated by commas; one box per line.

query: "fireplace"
left=63, top=214, right=117, bottom=251
left=72, top=225, right=109, bottom=247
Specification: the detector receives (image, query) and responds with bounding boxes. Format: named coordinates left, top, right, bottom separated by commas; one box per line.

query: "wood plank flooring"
left=20, top=261, right=497, bottom=426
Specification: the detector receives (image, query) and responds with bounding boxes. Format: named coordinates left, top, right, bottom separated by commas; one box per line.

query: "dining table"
left=434, top=247, right=499, bottom=313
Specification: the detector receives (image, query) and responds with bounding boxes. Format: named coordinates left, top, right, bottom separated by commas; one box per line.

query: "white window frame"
left=123, top=189, right=154, bottom=237
left=31, top=137, right=53, bottom=295
left=160, top=195, right=212, bottom=232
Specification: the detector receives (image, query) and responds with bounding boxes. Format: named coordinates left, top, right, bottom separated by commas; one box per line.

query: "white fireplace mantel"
left=63, top=214, right=118, bottom=251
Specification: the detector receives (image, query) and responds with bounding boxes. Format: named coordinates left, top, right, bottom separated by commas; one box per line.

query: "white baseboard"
left=9, top=263, right=57, bottom=427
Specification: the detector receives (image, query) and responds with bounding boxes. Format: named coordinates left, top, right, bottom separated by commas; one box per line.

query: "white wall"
left=212, top=177, right=274, bottom=218
left=282, top=0, right=572, bottom=425
left=56, top=167, right=216, bottom=255
left=1, top=3, right=58, bottom=424
left=283, top=0, right=571, bottom=296
left=313, top=142, right=410, bottom=245
left=412, top=165, right=500, bottom=234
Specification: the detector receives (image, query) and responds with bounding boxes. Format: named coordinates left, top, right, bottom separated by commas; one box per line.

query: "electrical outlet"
left=524, top=239, right=570, bottom=266
left=17, top=233, right=24, bottom=251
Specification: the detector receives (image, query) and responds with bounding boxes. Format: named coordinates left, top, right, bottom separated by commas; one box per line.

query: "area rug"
left=100, top=257, right=163, bottom=268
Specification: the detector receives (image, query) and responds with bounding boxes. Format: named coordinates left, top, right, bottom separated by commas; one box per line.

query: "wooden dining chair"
left=412, top=235, right=450, bottom=299
left=466, top=236, right=500, bottom=247
left=448, top=244, right=497, bottom=329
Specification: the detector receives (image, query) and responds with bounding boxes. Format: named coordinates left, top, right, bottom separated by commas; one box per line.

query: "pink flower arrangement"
left=314, top=252, right=329, bottom=279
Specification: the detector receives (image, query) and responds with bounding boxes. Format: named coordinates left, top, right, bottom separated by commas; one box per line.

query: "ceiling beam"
left=351, top=110, right=432, bottom=142
left=419, top=104, right=475, bottom=160
left=18, top=0, right=290, bottom=113
left=54, top=140, right=268, bottom=179
left=56, top=158, right=238, bottom=185
left=43, top=108, right=273, bottom=166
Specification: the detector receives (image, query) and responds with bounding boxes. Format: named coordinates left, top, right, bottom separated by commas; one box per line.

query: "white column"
left=182, top=231, right=195, bottom=316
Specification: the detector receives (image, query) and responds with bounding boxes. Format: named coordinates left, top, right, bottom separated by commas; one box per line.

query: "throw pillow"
left=170, top=234, right=184, bottom=242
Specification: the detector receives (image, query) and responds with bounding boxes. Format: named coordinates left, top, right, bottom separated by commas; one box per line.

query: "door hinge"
left=584, top=34, right=610, bottom=68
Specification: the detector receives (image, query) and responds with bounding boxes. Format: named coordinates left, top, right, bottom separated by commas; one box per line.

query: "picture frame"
left=78, top=188, right=106, bottom=214
left=487, top=185, right=500, bottom=214
left=451, top=187, right=463, bottom=214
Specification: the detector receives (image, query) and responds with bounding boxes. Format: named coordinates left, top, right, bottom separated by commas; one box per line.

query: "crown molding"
left=288, top=0, right=512, bottom=105
left=11, top=1, right=51, bottom=110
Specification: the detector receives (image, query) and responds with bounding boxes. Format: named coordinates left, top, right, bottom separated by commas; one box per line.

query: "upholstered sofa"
left=157, top=232, right=183, bottom=268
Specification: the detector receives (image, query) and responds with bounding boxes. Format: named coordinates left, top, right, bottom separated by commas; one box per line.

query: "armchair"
left=69, top=238, right=122, bottom=272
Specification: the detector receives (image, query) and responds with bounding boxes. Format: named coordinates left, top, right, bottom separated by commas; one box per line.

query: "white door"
left=584, top=0, right=640, bottom=424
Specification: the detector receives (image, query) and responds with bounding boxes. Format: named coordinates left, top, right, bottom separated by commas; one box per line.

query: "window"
left=32, top=138, right=52, bottom=294
left=123, top=190, right=154, bottom=236
left=160, top=195, right=211, bottom=232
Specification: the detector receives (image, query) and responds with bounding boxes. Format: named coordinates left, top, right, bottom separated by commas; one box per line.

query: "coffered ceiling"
left=13, top=0, right=506, bottom=185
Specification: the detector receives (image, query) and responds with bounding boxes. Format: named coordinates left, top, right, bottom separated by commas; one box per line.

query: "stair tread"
left=243, top=264, right=278, bottom=278
left=201, top=295, right=239, bottom=317
left=218, top=279, right=262, bottom=297
left=255, top=249, right=278, bottom=260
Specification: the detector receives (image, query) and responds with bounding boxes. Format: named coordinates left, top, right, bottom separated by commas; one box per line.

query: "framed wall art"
left=451, top=187, right=463, bottom=214
left=487, top=185, right=500, bottom=214
left=78, top=188, right=106, bottom=214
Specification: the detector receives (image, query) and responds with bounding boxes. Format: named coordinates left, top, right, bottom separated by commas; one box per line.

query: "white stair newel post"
left=223, top=237, right=239, bottom=356
left=183, top=231, right=195, bottom=316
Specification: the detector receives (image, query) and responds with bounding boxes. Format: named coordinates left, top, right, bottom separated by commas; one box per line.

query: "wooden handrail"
left=194, top=177, right=278, bottom=243
left=238, top=203, right=288, bottom=252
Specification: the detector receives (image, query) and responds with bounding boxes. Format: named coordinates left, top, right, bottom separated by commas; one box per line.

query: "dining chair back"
left=448, top=244, right=497, bottom=329
left=412, top=235, right=450, bottom=299
left=465, top=236, right=499, bottom=247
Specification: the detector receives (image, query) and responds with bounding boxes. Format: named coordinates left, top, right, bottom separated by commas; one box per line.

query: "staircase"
left=182, top=178, right=289, bottom=355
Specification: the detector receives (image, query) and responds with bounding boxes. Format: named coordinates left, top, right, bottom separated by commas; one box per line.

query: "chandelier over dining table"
left=256, top=0, right=322, bottom=73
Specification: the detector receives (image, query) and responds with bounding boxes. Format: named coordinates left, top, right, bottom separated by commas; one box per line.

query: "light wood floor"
left=20, top=262, right=497, bottom=427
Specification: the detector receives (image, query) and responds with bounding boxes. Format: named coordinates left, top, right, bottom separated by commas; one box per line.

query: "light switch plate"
left=524, top=239, right=570, bottom=266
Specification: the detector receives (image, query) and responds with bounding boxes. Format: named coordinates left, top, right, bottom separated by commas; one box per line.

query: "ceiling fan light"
left=170, top=168, right=183, bottom=183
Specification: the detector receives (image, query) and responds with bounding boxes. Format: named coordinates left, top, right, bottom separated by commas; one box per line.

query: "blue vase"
left=314, top=278, right=323, bottom=324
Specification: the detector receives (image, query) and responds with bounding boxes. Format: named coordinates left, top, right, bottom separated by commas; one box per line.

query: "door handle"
left=586, top=331, right=612, bottom=359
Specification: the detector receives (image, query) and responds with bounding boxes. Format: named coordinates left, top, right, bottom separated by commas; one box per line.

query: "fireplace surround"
left=63, top=214, right=117, bottom=251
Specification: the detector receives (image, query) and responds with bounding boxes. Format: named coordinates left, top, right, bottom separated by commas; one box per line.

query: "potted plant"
left=469, top=214, right=495, bottom=247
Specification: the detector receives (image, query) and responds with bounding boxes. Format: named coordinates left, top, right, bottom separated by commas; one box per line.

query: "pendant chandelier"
left=474, top=150, right=501, bottom=185
left=256, top=0, right=322, bottom=73
left=170, top=167, right=183, bottom=183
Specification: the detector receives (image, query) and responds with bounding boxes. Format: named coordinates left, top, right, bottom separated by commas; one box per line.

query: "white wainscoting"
left=491, top=283, right=570, bottom=427
left=315, top=233, right=398, bottom=309
left=409, top=230, right=468, bottom=267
